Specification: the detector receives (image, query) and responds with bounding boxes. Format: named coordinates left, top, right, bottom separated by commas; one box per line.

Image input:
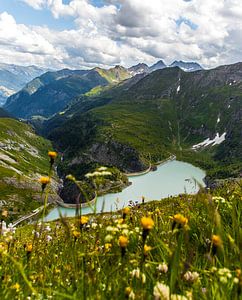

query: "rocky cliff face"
left=69, top=140, right=147, bottom=173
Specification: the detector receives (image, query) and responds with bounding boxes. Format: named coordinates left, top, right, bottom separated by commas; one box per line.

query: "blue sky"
left=0, top=0, right=241, bottom=69
left=0, top=0, right=74, bottom=30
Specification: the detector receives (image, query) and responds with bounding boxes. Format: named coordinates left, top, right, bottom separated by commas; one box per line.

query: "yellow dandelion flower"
left=212, top=235, right=222, bottom=247
left=48, top=151, right=57, bottom=159
left=123, top=207, right=130, bottom=215
left=72, top=230, right=80, bottom=238
left=125, top=287, right=132, bottom=296
left=173, top=214, right=188, bottom=226
left=11, top=283, right=20, bottom=292
left=141, top=216, right=154, bottom=230
left=80, top=216, right=89, bottom=225
left=39, top=176, right=50, bottom=185
left=144, top=244, right=152, bottom=255
left=119, top=235, right=129, bottom=248
left=105, top=243, right=112, bottom=251
left=26, top=244, right=33, bottom=253
left=117, top=218, right=124, bottom=225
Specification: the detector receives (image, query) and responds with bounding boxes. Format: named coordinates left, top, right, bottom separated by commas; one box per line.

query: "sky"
left=0, top=0, right=242, bottom=70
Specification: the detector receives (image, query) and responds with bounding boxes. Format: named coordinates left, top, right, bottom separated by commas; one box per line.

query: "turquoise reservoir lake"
left=46, top=160, right=206, bottom=221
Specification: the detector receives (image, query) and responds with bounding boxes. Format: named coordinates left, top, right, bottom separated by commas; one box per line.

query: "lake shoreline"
left=54, top=154, right=177, bottom=209
left=46, top=160, right=206, bottom=221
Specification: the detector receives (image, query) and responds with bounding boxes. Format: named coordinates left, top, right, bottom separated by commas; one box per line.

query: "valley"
left=0, top=61, right=241, bottom=223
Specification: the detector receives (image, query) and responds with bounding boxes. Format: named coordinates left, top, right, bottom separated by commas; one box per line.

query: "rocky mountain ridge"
left=0, top=63, right=47, bottom=106
left=3, top=60, right=203, bottom=118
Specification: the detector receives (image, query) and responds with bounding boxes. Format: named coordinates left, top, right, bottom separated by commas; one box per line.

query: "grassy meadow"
left=0, top=151, right=241, bottom=299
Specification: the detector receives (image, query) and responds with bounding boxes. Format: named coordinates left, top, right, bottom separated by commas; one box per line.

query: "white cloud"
left=0, top=12, right=55, bottom=55
left=22, top=0, right=47, bottom=10
left=4, top=0, right=242, bottom=69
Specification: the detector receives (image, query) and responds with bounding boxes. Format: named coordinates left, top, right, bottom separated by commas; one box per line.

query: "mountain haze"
left=0, top=63, right=47, bottom=106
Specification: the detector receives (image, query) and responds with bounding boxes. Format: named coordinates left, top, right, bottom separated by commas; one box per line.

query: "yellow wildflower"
left=11, top=283, right=20, bottom=292
left=212, top=235, right=222, bottom=247
left=125, top=286, right=132, bottom=295
left=48, top=151, right=57, bottom=159
left=72, top=230, right=80, bottom=238
left=39, top=176, right=50, bottom=185
left=105, top=243, right=112, bottom=251
left=26, top=244, right=33, bottom=253
left=173, top=214, right=188, bottom=226
left=141, top=216, right=154, bottom=230
left=80, top=216, right=89, bottom=225
left=123, top=207, right=130, bottom=215
left=119, top=235, right=129, bottom=248
left=144, top=244, right=152, bottom=255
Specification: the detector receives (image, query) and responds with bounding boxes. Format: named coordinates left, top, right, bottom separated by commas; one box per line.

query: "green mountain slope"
left=0, top=118, right=59, bottom=221
left=4, top=69, right=109, bottom=119
left=43, top=63, right=241, bottom=180
left=3, top=65, right=132, bottom=119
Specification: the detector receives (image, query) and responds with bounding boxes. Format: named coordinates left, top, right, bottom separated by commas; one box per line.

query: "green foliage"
left=0, top=181, right=241, bottom=299
left=0, top=118, right=55, bottom=220
left=45, top=65, right=242, bottom=180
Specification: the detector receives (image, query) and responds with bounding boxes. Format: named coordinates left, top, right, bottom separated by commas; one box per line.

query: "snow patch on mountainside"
left=192, top=132, right=226, bottom=150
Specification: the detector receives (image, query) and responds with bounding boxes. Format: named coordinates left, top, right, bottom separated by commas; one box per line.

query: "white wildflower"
left=106, top=226, right=119, bottom=233
left=183, top=271, right=199, bottom=283
left=157, top=263, right=168, bottom=273
left=98, top=166, right=107, bottom=171
left=129, top=290, right=135, bottom=300
left=212, top=196, right=226, bottom=203
left=104, top=234, right=113, bottom=243
left=100, top=171, right=112, bottom=176
left=91, top=223, right=98, bottom=229
left=233, top=278, right=239, bottom=284
left=153, top=282, right=170, bottom=300
left=45, top=225, right=51, bottom=232
left=46, top=235, right=52, bottom=242
left=85, top=173, right=94, bottom=178
left=131, top=268, right=140, bottom=279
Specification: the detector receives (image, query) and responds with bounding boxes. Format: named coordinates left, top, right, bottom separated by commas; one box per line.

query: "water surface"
left=46, top=160, right=205, bottom=221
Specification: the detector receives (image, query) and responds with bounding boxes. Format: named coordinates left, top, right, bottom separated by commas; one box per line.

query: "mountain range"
left=0, top=63, right=47, bottom=106
left=0, top=59, right=241, bottom=211
left=38, top=62, right=241, bottom=184
left=3, top=60, right=203, bottom=119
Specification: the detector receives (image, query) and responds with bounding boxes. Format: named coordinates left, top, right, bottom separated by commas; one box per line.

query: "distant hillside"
left=169, top=60, right=203, bottom=71
left=0, top=63, right=47, bottom=106
left=42, top=63, right=241, bottom=180
left=4, top=69, right=110, bottom=119
left=3, top=60, right=204, bottom=118
left=0, top=118, right=59, bottom=221
left=0, top=107, right=13, bottom=118
left=95, top=65, right=131, bottom=82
